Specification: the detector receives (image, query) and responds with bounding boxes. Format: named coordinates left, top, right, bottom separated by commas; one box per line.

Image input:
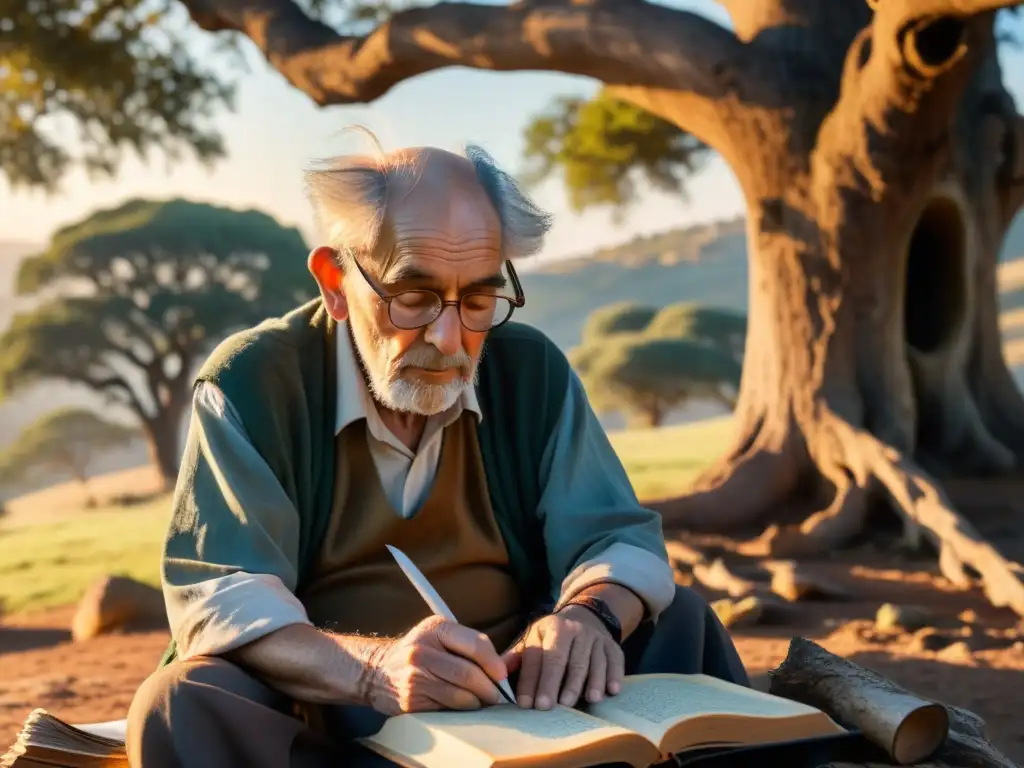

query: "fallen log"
left=769, top=638, right=1017, bottom=768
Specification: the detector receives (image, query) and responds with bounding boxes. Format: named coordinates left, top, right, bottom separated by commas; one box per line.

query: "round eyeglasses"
left=350, top=256, right=526, bottom=332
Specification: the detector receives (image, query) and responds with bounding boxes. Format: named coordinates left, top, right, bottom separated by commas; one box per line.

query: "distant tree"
left=0, top=408, right=141, bottom=507
left=646, top=304, right=748, bottom=359
left=580, top=336, right=741, bottom=428
left=580, top=302, right=658, bottom=344
left=566, top=344, right=606, bottom=379
left=0, top=199, right=312, bottom=489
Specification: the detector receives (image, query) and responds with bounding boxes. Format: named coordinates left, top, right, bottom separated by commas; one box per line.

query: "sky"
left=2, top=1, right=1022, bottom=264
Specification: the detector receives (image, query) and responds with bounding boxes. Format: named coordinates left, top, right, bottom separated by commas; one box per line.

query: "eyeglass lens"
left=389, top=291, right=513, bottom=331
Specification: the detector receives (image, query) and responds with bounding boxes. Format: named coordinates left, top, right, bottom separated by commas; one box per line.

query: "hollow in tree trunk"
left=175, top=0, right=1024, bottom=616
left=623, top=3, right=1024, bottom=616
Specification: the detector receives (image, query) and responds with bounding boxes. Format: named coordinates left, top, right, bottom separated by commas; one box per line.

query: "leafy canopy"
left=0, top=0, right=233, bottom=191
left=522, top=90, right=708, bottom=215
left=645, top=303, right=747, bottom=357
left=580, top=301, right=659, bottom=344
left=0, top=407, right=139, bottom=486
left=579, top=334, right=741, bottom=427
left=0, top=198, right=313, bottom=423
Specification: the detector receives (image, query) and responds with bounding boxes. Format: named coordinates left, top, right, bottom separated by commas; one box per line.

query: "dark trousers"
left=126, top=586, right=749, bottom=767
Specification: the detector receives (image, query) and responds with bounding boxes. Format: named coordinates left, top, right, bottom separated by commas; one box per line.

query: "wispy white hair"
left=303, top=126, right=553, bottom=265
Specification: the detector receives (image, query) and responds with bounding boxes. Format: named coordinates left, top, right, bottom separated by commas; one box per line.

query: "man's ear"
left=308, top=246, right=348, bottom=321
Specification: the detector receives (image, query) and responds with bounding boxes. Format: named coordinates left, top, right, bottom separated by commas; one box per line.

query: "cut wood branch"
left=771, top=638, right=1017, bottom=768
left=770, top=637, right=949, bottom=765
left=178, top=0, right=758, bottom=116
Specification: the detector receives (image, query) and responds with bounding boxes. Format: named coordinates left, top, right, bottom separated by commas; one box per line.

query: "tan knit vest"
left=299, top=413, right=525, bottom=652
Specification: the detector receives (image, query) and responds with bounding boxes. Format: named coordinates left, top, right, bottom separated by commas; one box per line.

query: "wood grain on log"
left=770, top=638, right=1018, bottom=767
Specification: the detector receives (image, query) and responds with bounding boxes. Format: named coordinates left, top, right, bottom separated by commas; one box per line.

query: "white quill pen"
left=386, top=544, right=518, bottom=705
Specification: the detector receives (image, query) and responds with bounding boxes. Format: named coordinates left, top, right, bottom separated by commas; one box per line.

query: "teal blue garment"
left=158, top=299, right=671, bottom=667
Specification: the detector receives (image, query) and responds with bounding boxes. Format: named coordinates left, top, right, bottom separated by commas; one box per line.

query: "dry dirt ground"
left=1, top=547, right=1023, bottom=765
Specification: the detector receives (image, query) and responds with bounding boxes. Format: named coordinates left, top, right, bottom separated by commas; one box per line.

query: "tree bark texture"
left=177, top=0, right=1024, bottom=616
left=613, top=2, right=1024, bottom=618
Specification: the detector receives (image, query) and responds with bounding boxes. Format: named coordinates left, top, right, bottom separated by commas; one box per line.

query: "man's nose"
left=424, top=305, right=462, bottom=357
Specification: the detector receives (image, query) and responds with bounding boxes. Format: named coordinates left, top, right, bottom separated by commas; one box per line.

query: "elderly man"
left=126, top=141, right=748, bottom=767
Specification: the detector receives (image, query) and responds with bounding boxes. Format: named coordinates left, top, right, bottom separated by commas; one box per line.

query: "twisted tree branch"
left=178, top=0, right=765, bottom=124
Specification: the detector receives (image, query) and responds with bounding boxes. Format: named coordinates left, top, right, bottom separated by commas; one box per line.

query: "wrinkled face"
left=312, top=152, right=506, bottom=416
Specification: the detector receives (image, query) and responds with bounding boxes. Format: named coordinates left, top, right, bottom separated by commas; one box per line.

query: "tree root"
left=691, top=558, right=764, bottom=598
left=651, top=415, right=803, bottom=532
left=657, top=406, right=1024, bottom=618
left=752, top=415, right=1024, bottom=616
left=831, top=418, right=1024, bottom=617
left=760, top=466, right=874, bottom=558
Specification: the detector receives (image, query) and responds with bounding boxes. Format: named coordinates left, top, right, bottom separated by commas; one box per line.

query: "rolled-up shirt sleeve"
left=162, top=381, right=312, bottom=660
left=537, top=370, right=676, bottom=622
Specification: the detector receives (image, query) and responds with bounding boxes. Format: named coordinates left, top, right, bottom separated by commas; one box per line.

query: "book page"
left=410, top=705, right=635, bottom=757
left=365, top=704, right=655, bottom=768
left=587, top=674, right=832, bottom=746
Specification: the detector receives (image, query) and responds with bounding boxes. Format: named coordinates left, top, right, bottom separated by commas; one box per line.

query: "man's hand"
left=365, top=616, right=508, bottom=716
left=502, top=605, right=625, bottom=711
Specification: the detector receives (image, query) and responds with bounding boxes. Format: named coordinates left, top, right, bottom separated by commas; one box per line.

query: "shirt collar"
left=334, top=321, right=482, bottom=436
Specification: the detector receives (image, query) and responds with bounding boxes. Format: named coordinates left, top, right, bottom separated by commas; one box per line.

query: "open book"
left=1, top=710, right=127, bottom=767
left=360, top=673, right=848, bottom=768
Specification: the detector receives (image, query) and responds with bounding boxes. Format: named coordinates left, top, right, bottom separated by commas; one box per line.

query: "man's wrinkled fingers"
left=430, top=652, right=503, bottom=706
left=558, top=634, right=594, bottom=707
left=605, top=642, right=625, bottom=695
left=427, top=682, right=484, bottom=711
left=515, top=644, right=544, bottom=708
left=534, top=644, right=571, bottom=710
left=585, top=644, right=608, bottom=703
left=437, top=624, right=506, bottom=676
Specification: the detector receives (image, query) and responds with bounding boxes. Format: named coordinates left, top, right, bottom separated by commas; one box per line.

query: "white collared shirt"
left=334, top=322, right=481, bottom=517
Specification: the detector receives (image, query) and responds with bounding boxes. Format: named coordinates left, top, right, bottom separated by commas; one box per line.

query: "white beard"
left=350, top=323, right=481, bottom=416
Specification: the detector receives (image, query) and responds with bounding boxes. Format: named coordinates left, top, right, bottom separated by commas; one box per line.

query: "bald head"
left=303, top=137, right=552, bottom=270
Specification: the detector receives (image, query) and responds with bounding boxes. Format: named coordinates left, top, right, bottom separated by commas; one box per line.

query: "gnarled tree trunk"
left=176, top=0, right=1024, bottom=615
left=627, top=2, right=1024, bottom=616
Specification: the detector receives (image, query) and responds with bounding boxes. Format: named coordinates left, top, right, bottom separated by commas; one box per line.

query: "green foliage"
left=645, top=303, right=747, bottom=356
left=566, top=343, right=607, bottom=378
left=0, top=408, right=140, bottom=488
left=571, top=300, right=744, bottom=426
left=0, top=0, right=234, bottom=191
left=522, top=90, right=708, bottom=216
left=584, top=336, right=741, bottom=426
left=580, top=301, right=658, bottom=344
left=0, top=198, right=312, bottom=479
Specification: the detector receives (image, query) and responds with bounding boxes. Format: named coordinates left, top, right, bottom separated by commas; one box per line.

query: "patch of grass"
left=608, top=416, right=734, bottom=500
left=0, top=417, right=735, bottom=616
left=0, top=494, right=171, bottom=614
